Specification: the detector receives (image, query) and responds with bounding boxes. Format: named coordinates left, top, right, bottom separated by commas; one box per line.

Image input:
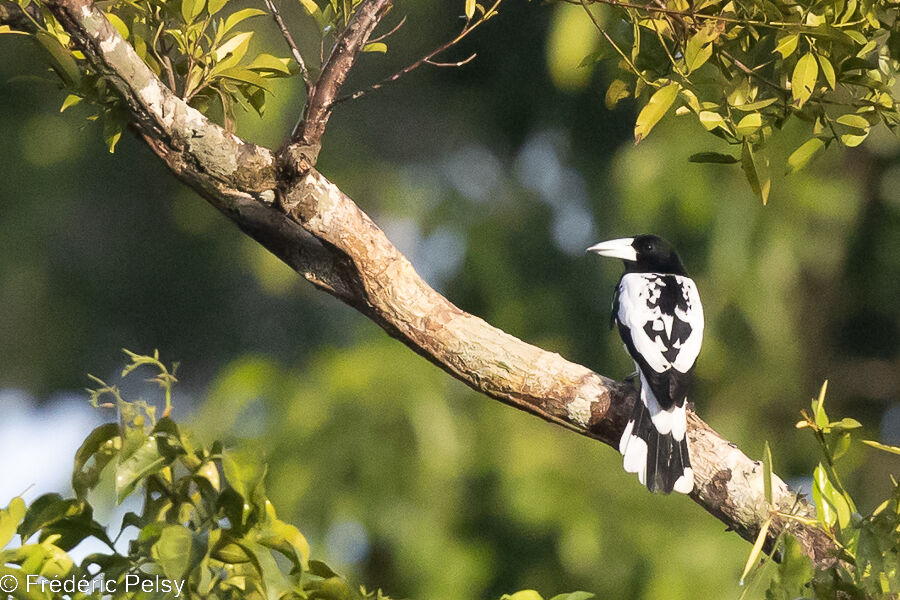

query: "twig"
left=329, top=0, right=503, bottom=107
left=263, top=0, right=311, bottom=91
left=291, top=0, right=393, bottom=146
left=579, top=0, right=650, bottom=85
left=567, top=0, right=867, bottom=31
left=719, top=48, right=787, bottom=96
left=426, top=53, right=477, bottom=68
left=368, top=14, right=406, bottom=44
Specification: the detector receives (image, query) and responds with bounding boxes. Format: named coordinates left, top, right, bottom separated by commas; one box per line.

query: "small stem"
left=330, top=0, right=503, bottom=107
left=263, top=0, right=311, bottom=91
left=579, top=0, right=650, bottom=85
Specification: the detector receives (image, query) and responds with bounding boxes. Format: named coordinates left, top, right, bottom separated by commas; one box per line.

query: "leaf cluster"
left=0, top=351, right=594, bottom=600
left=580, top=0, right=900, bottom=202
left=740, top=381, right=900, bottom=599
left=4, top=0, right=295, bottom=148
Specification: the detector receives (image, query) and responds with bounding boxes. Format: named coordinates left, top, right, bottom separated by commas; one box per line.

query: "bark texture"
left=7, top=0, right=842, bottom=569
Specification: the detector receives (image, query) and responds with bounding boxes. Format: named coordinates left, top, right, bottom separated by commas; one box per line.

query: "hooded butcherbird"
left=587, top=235, right=703, bottom=494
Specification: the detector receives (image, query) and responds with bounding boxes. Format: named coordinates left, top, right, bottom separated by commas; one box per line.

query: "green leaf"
left=684, top=30, right=714, bottom=73
left=862, top=440, right=900, bottom=455
left=812, top=463, right=850, bottom=528
left=791, top=52, right=818, bottom=108
left=208, top=0, right=228, bottom=16
left=763, top=441, right=773, bottom=506
left=739, top=518, right=771, bottom=585
left=831, top=417, right=862, bottom=431
left=773, top=34, right=799, bottom=59
left=59, top=94, right=82, bottom=112
left=182, top=0, right=207, bottom=23
left=116, top=435, right=166, bottom=502
left=465, top=0, right=476, bottom=20
left=213, top=31, right=254, bottom=66
left=72, top=422, right=120, bottom=498
left=503, top=592, right=544, bottom=600
left=688, top=152, right=738, bottom=164
left=605, top=79, right=630, bottom=110
left=153, top=525, right=208, bottom=579
left=213, top=66, right=272, bottom=91
left=256, top=518, right=310, bottom=574
left=0, top=498, right=25, bottom=548
left=818, top=55, right=836, bottom=89
left=812, top=381, right=828, bottom=428
left=308, top=559, right=341, bottom=578
left=363, top=41, right=387, bottom=53
left=634, top=83, right=679, bottom=144
left=736, top=112, right=762, bottom=137
left=698, top=110, right=727, bottom=132
left=34, top=31, right=82, bottom=87
left=549, top=593, right=595, bottom=600
left=732, top=97, right=779, bottom=111
left=786, top=138, right=825, bottom=173
left=103, top=118, right=122, bottom=154
left=246, top=53, right=292, bottom=74
left=222, top=9, right=266, bottom=35
left=741, top=140, right=770, bottom=204
left=104, top=12, right=130, bottom=40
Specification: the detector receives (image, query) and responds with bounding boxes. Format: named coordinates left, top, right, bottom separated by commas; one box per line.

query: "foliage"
left=577, top=0, right=900, bottom=202
left=5, top=0, right=296, bottom=147
left=739, top=382, right=900, bottom=599
left=0, top=351, right=592, bottom=600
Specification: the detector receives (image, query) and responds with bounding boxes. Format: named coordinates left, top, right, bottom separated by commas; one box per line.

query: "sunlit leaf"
left=763, top=441, right=773, bottom=506
left=862, top=440, right=900, bottom=455
left=739, top=518, right=771, bottom=586
left=221, top=9, right=266, bottom=35
left=792, top=52, right=818, bottom=108
left=786, top=137, right=825, bottom=173
left=465, top=0, right=476, bottom=20
left=634, top=82, right=679, bottom=144
left=605, top=79, right=630, bottom=110
left=773, top=34, right=799, bottom=59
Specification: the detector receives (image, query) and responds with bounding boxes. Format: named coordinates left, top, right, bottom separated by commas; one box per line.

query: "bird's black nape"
left=626, top=234, right=688, bottom=276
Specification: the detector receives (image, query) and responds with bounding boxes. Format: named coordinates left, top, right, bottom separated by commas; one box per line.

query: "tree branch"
left=289, top=0, right=393, bottom=153
left=41, top=0, right=842, bottom=571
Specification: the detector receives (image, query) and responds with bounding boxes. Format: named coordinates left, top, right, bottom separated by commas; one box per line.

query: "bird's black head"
left=586, top=234, right=688, bottom=275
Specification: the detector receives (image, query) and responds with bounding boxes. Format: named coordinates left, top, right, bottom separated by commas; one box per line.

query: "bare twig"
left=579, top=0, right=650, bottom=85
left=368, top=14, right=406, bottom=45
left=426, top=53, right=477, bottom=68
left=263, top=0, right=311, bottom=91
left=330, top=0, right=503, bottom=107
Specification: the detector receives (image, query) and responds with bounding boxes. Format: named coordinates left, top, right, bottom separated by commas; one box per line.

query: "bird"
left=586, top=234, right=704, bottom=494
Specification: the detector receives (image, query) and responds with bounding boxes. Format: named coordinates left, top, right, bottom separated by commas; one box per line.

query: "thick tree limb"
left=40, top=0, right=841, bottom=570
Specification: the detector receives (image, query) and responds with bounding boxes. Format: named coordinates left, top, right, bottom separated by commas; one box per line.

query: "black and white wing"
left=614, top=273, right=704, bottom=494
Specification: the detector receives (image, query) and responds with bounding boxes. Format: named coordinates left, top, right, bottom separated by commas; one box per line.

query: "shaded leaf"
left=605, top=79, right=630, bottom=110
left=688, top=152, right=738, bottom=164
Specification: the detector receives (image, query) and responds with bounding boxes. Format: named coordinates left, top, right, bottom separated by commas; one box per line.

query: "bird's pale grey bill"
left=586, top=238, right=637, bottom=262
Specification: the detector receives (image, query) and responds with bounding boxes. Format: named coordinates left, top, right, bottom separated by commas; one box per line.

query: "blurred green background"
left=1, top=1, right=898, bottom=598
